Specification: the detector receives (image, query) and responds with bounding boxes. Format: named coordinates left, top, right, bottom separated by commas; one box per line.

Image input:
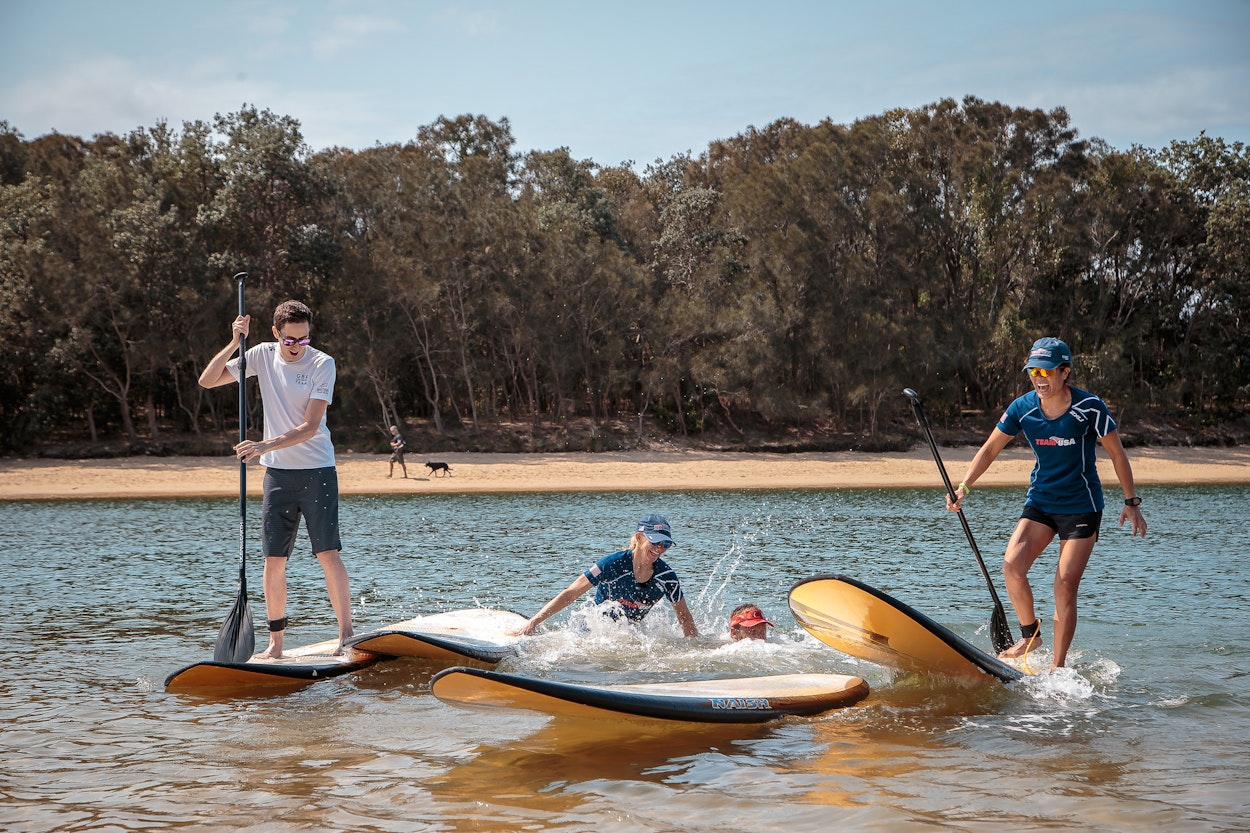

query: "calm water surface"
left=3, top=486, right=1248, bottom=832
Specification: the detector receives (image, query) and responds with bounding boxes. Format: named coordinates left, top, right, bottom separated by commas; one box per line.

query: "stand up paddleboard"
left=344, top=608, right=527, bottom=664
left=789, top=575, right=1022, bottom=683
left=431, top=667, right=870, bottom=723
left=165, top=639, right=381, bottom=694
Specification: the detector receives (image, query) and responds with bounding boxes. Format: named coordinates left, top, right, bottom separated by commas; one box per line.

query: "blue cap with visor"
left=1023, top=337, right=1072, bottom=370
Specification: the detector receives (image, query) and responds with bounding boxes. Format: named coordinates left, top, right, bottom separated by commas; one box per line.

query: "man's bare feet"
left=256, top=640, right=283, bottom=660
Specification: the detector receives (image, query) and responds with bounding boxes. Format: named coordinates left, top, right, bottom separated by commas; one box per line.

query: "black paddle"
left=902, top=388, right=1015, bottom=654
left=213, top=272, right=255, bottom=662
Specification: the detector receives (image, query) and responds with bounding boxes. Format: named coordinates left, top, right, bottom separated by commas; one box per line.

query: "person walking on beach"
left=946, top=337, right=1147, bottom=669
left=728, top=603, right=774, bottom=641
left=516, top=513, right=700, bottom=637
left=387, top=424, right=408, bottom=479
left=199, top=300, right=354, bottom=658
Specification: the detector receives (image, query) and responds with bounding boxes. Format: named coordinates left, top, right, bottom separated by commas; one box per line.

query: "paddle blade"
left=990, top=606, right=1014, bottom=654
left=213, top=586, right=255, bottom=663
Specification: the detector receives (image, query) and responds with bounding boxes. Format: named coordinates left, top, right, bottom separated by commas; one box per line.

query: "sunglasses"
left=279, top=335, right=312, bottom=347
left=651, top=539, right=672, bottom=550
left=1027, top=367, right=1062, bottom=378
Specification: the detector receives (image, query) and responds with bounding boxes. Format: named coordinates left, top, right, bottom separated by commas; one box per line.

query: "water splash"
left=691, top=508, right=778, bottom=633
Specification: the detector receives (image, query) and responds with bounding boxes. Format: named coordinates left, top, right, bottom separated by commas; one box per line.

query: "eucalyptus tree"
left=196, top=106, right=338, bottom=311
left=0, top=167, right=55, bottom=448
left=408, top=115, right=521, bottom=431
left=1150, top=135, right=1250, bottom=413
left=518, top=148, right=649, bottom=431
left=319, top=141, right=448, bottom=433
left=643, top=151, right=752, bottom=436
left=885, top=98, right=1090, bottom=411
left=41, top=130, right=194, bottom=441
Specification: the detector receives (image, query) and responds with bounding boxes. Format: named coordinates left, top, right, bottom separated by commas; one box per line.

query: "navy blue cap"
left=1023, top=337, right=1072, bottom=370
left=637, top=513, right=674, bottom=546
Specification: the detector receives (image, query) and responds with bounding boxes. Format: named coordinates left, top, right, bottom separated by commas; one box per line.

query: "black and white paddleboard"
left=789, top=574, right=1022, bottom=683
left=344, top=608, right=527, bottom=664
left=431, top=666, right=870, bottom=723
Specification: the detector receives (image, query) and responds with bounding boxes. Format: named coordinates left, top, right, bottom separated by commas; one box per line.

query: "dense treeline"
left=1, top=97, right=1247, bottom=454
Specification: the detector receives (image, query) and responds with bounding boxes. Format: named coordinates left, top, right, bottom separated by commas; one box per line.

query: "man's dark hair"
left=273, top=300, right=313, bottom=331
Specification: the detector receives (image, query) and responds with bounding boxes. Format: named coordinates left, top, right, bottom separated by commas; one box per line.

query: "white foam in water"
left=1021, top=663, right=1096, bottom=701
left=1085, top=657, right=1122, bottom=686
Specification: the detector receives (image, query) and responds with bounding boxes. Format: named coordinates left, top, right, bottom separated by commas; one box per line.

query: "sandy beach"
left=2, top=446, right=1247, bottom=500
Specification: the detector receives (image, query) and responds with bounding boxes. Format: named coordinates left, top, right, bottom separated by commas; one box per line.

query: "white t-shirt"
left=227, top=342, right=336, bottom=469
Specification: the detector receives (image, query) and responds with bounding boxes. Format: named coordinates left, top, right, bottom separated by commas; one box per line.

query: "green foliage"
left=0, top=101, right=1246, bottom=452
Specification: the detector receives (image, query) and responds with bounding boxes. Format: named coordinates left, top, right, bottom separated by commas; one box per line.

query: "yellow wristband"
left=957, top=482, right=970, bottom=496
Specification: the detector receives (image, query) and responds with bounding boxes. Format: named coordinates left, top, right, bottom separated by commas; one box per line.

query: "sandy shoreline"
left=1, top=446, right=1247, bottom=501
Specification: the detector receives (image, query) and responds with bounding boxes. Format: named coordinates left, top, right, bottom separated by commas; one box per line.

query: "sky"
left=2, top=0, right=1248, bottom=167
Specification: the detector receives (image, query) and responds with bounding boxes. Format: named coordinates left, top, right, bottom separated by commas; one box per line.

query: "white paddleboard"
left=344, top=608, right=527, bottom=663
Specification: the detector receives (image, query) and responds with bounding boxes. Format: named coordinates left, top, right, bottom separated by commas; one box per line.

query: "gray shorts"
left=262, top=466, right=342, bottom=558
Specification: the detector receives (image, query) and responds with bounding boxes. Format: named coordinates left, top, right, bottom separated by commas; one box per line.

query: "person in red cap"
left=728, top=604, right=773, bottom=641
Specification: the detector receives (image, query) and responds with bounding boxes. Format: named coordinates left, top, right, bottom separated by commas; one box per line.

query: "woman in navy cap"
left=946, top=337, right=1147, bottom=669
left=516, top=513, right=700, bottom=637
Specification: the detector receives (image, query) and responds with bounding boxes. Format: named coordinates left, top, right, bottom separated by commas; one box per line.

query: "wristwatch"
left=1124, top=496, right=1142, bottom=507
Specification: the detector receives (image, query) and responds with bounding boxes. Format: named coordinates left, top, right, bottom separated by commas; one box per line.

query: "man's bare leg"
left=258, top=556, right=289, bottom=659
left=317, top=550, right=353, bottom=654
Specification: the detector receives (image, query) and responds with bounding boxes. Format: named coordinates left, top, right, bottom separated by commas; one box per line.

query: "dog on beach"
left=425, top=461, right=452, bottom=477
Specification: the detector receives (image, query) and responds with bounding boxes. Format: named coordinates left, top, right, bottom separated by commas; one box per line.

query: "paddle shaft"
left=903, top=390, right=1014, bottom=652
left=236, top=273, right=248, bottom=591
left=212, top=273, right=255, bottom=662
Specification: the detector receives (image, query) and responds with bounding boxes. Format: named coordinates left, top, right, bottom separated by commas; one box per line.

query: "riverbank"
left=2, top=446, right=1247, bottom=500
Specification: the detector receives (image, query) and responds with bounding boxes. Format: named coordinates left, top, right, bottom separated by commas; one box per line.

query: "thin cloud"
left=5, top=55, right=267, bottom=139
left=311, top=14, right=406, bottom=59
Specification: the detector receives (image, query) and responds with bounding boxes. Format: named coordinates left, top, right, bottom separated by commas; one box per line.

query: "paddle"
left=902, top=388, right=1015, bottom=654
left=213, top=272, right=255, bottom=662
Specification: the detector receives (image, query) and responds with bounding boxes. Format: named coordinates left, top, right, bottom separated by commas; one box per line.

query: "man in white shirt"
left=199, top=300, right=353, bottom=658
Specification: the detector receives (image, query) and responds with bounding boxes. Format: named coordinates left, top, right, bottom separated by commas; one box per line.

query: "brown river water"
left=3, top=487, right=1247, bottom=831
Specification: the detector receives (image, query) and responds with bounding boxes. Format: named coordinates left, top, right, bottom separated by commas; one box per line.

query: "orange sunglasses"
left=1027, top=367, right=1063, bottom=378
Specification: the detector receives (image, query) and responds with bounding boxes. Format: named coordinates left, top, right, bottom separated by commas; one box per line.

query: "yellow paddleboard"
left=789, top=575, right=1021, bottom=683
left=165, top=638, right=380, bottom=694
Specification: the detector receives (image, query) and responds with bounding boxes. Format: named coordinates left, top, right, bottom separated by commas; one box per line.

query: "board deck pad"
left=344, top=608, right=528, bottom=663
left=431, top=667, right=870, bottom=723
left=788, top=574, right=1022, bottom=683
left=165, top=638, right=380, bottom=694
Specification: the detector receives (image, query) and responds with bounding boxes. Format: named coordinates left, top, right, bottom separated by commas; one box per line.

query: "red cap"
left=729, top=607, right=774, bottom=629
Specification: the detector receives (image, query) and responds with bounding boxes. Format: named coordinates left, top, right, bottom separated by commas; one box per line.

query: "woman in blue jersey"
left=947, top=337, right=1147, bottom=669
left=516, top=514, right=700, bottom=637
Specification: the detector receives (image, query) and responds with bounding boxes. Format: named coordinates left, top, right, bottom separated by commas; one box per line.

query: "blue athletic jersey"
left=996, top=386, right=1117, bottom=513
left=584, top=550, right=684, bottom=622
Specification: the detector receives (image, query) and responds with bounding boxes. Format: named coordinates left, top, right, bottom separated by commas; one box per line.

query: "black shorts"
left=389, top=449, right=404, bottom=462
left=262, top=466, right=342, bottom=557
left=1021, top=505, right=1101, bottom=541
